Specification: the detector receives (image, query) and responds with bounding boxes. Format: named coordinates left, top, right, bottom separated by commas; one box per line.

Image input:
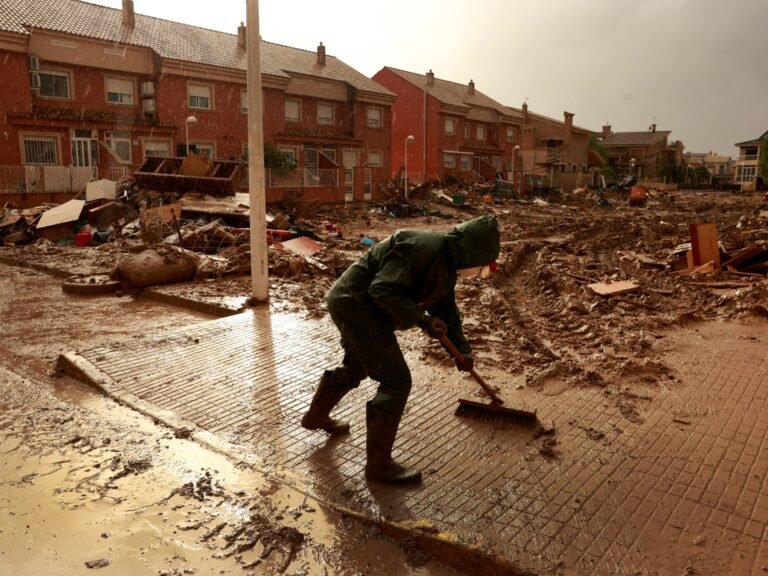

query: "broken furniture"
left=134, top=154, right=243, bottom=196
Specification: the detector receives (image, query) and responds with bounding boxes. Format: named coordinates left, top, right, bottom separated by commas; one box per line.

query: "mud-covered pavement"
left=1, top=187, right=767, bottom=575
left=0, top=265, right=463, bottom=575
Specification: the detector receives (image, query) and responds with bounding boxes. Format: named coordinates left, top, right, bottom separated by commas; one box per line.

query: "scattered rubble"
left=1, top=174, right=767, bottom=408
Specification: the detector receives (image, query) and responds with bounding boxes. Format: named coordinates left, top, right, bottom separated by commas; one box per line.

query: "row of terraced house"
left=1, top=0, right=714, bottom=207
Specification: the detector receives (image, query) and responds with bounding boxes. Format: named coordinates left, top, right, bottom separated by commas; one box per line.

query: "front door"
left=342, top=149, right=358, bottom=202
left=71, top=129, right=98, bottom=189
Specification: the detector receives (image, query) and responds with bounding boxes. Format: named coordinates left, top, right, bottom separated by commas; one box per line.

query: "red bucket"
left=75, top=231, right=92, bottom=247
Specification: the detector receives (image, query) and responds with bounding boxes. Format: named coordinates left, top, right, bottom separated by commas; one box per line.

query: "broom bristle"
left=455, top=398, right=538, bottom=424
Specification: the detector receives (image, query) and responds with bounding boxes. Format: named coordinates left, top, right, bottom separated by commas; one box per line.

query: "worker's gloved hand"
left=456, top=354, right=474, bottom=372
left=419, top=315, right=447, bottom=338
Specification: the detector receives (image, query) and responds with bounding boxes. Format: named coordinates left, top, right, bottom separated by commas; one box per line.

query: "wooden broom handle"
left=437, top=333, right=505, bottom=405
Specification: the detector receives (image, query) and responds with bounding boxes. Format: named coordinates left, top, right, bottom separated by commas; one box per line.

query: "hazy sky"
left=97, top=0, right=767, bottom=157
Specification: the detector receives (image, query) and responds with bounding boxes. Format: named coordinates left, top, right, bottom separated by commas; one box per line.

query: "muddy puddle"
left=0, top=263, right=467, bottom=575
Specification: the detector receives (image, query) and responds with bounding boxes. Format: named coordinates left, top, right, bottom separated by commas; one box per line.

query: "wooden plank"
left=689, top=223, right=720, bottom=267
left=689, top=260, right=715, bottom=274
left=275, top=236, right=323, bottom=256
left=721, top=244, right=764, bottom=269
left=587, top=280, right=640, bottom=296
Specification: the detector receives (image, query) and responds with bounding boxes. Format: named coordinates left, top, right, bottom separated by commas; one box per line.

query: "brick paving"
left=61, top=309, right=768, bottom=575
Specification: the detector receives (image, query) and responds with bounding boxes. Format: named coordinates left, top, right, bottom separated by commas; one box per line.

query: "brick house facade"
left=0, top=0, right=395, bottom=205
left=372, top=67, right=522, bottom=186
left=599, top=124, right=685, bottom=181
left=509, top=103, right=599, bottom=192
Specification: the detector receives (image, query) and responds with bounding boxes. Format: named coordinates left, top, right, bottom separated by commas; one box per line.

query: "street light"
left=512, top=144, right=521, bottom=194
left=404, top=134, right=415, bottom=201
left=629, top=157, right=636, bottom=177
left=185, top=115, right=198, bottom=156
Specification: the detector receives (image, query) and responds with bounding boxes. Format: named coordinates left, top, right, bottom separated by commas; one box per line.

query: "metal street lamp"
left=629, top=157, right=636, bottom=176
left=404, top=134, right=415, bottom=201
left=185, top=115, right=198, bottom=156
left=512, top=144, right=520, bottom=194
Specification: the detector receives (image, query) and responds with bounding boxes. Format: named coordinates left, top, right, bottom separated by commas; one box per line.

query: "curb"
left=0, top=255, right=241, bottom=318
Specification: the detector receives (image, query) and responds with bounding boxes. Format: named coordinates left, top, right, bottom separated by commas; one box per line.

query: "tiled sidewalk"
left=60, top=309, right=768, bottom=575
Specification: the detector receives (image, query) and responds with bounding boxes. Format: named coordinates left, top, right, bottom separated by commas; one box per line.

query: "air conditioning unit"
left=30, top=72, right=41, bottom=90
left=141, top=98, right=156, bottom=114
left=29, top=55, right=39, bottom=71
left=140, top=81, right=155, bottom=97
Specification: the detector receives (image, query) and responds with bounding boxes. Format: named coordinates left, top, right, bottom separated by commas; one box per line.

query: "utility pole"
left=246, top=0, right=268, bottom=302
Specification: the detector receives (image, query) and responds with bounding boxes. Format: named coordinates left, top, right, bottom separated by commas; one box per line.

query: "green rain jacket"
left=328, top=215, right=500, bottom=356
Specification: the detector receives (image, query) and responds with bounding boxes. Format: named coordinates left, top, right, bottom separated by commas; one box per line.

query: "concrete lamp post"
left=404, top=134, right=415, bottom=201
left=185, top=115, right=198, bottom=156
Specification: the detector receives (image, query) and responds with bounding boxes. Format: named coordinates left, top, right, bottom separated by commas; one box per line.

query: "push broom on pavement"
left=437, top=332, right=538, bottom=423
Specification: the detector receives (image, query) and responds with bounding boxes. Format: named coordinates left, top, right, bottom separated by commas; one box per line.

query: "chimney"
left=564, top=111, right=574, bottom=145
left=317, top=42, right=326, bottom=66
left=122, top=0, right=135, bottom=29
left=522, top=101, right=528, bottom=121
left=650, top=123, right=657, bottom=133
left=237, top=22, right=246, bottom=49
left=426, top=69, right=434, bottom=86
left=468, top=79, right=475, bottom=95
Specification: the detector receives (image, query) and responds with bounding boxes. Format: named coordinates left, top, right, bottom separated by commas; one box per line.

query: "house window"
left=368, top=150, right=383, bottom=167
left=278, top=147, right=297, bottom=163
left=367, top=106, right=382, bottom=128
left=106, top=130, right=132, bottom=163
left=736, top=165, right=756, bottom=183
left=285, top=99, right=300, bottom=122
left=105, top=77, right=134, bottom=105
left=506, top=128, right=516, bottom=143
left=444, top=117, right=456, bottom=135
left=143, top=140, right=171, bottom=158
left=23, top=135, right=59, bottom=165
left=443, top=153, right=455, bottom=168
left=38, top=70, right=70, bottom=99
left=460, top=156, right=469, bottom=171
left=477, top=125, right=486, bottom=141
left=317, top=103, right=334, bottom=125
left=193, top=143, right=215, bottom=158
left=188, top=83, right=212, bottom=110
left=464, top=123, right=470, bottom=138
left=240, top=89, right=248, bottom=114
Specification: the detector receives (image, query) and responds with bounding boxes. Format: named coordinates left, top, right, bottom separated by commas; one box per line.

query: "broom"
left=437, top=333, right=537, bottom=422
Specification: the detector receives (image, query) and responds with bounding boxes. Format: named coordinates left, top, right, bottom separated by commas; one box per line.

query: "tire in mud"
left=61, top=274, right=121, bottom=296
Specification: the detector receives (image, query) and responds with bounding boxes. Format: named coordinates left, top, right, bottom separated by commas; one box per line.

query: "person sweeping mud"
left=301, top=215, right=500, bottom=484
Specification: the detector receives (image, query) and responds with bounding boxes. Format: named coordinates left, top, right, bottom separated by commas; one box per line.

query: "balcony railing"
left=264, top=168, right=339, bottom=189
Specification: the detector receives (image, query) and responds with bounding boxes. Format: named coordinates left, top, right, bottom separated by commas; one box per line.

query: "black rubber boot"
left=301, top=370, right=352, bottom=434
left=364, top=402, right=422, bottom=484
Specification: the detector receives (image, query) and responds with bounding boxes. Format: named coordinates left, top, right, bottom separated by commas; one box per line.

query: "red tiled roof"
left=600, top=131, right=671, bottom=147
left=1, top=0, right=392, bottom=95
left=384, top=67, right=519, bottom=120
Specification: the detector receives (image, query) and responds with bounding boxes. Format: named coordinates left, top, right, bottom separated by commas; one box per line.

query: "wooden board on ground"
left=276, top=236, right=323, bottom=256
left=587, top=280, right=640, bottom=296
